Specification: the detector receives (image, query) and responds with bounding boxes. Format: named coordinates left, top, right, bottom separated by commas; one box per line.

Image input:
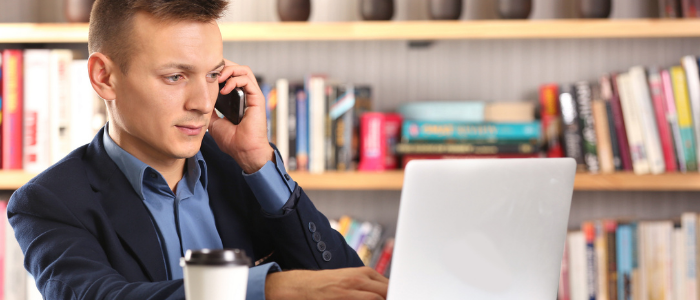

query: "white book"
left=308, top=77, right=326, bottom=174
left=673, top=227, right=686, bottom=300
left=23, top=49, right=52, bottom=173
left=70, top=60, right=98, bottom=149
left=681, top=55, right=700, bottom=167
left=682, top=213, right=698, bottom=300
left=595, top=222, right=608, bottom=300
left=617, top=73, right=650, bottom=174
left=638, top=223, right=649, bottom=300
left=275, top=79, right=289, bottom=168
left=569, top=231, right=588, bottom=300
left=657, top=222, right=674, bottom=300
left=4, top=212, right=26, bottom=300
left=629, top=66, right=665, bottom=174
left=49, top=50, right=73, bottom=165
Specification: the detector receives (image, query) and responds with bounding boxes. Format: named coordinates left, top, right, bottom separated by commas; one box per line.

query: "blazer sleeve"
left=260, top=185, right=364, bottom=270
left=8, top=183, right=185, bottom=300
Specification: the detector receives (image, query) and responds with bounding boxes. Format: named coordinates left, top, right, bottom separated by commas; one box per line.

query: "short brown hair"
left=88, top=0, right=228, bottom=74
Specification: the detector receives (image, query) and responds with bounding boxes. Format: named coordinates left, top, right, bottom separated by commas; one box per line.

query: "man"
left=8, top=0, right=389, bottom=299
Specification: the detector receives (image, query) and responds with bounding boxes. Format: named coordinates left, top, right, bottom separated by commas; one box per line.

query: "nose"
left=184, top=77, right=215, bottom=114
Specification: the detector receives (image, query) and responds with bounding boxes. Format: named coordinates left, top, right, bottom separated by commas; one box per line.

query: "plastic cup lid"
left=181, top=249, right=251, bottom=267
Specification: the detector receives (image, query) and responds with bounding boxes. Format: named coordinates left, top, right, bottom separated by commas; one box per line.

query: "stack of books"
left=560, top=213, right=700, bottom=300
left=396, top=101, right=542, bottom=168
left=543, top=54, right=700, bottom=174
left=329, top=216, right=394, bottom=278
left=0, top=49, right=106, bottom=172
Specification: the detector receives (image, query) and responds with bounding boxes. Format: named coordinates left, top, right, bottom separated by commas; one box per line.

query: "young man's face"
left=110, top=12, right=224, bottom=160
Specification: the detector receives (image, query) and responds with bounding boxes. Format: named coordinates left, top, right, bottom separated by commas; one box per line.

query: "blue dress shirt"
left=103, top=125, right=296, bottom=300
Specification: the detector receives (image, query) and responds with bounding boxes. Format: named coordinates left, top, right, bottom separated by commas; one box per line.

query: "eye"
left=165, top=74, right=183, bottom=82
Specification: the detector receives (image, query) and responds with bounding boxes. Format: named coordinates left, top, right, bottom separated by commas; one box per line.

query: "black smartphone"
left=215, top=81, right=246, bottom=125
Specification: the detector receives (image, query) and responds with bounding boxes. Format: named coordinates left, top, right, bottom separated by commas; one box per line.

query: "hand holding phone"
left=215, top=81, right=246, bottom=125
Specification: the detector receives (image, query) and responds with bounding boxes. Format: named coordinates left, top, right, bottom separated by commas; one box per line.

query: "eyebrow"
left=158, top=60, right=225, bottom=72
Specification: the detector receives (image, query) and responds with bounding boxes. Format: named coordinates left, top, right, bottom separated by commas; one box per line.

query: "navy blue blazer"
left=8, top=127, right=363, bottom=299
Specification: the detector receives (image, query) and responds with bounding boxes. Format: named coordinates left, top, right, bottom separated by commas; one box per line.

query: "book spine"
left=275, top=79, right=289, bottom=168
left=630, top=66, right=665, bottom=174
left=398, top=101, right=485, bottom=122
left=540, top=84, right=564, bottom=158
left=373, top=238, right=394, bottom=275
left=604, top=221, right=617, bottom=300
left=261, top=82, right=272, bottom=142
left=309, top=77, right=326, bottom=174
left=4, top=197, right=26, bottom=300
left=325, top=84, right=337, bottom=171
left=23, top=49, right=51, bottom=173
left=683, top=0, right=698, bottom=17
left=333, top=85, right=354, bottom=171
left=1, top=50, right=22, bottom=170
left=600, top=75, right=623, bottom=170
left=583, top=222, right=598, bottom=300
left=575, top=81, right=600, bottom=173
left=593, top=100, right=615, bottom=173
left=401, top=153, right=538, bottom=168
left=287, top=85, right=297, bottom=171
left=0, top=55, right=2, bottom=169
left=617, top=73, right=651, bottom=175
left=649, top=68, right=678, bottom=172
left=560, top=239, right=571, bottom=300
left=560, top=84, right=587, bottom=171
left=0, top=201, right=7, bottom=298
left=682, top=213, right=698, bottom=300
left=49, top=50, right=73, bottom=165
left=358, top=112, right=385, bottom=171
left=353, top=87, right=373, bottom=168
left=609, top=75, right=634, bottom=171
left=383, top=113, right=402, bottom=169
left=295, top=87, right=309, bottom=171
left=595, top=221, right=609, bottom=300
left=673, top=226, right=686, bottom=300
left=616, top=225, right=631, bottom=300
left=682, top=56, right=700, bottom=168
left=670, top=66, right=698, bottom=171
left=401, top=121, right=541, bottom=142
left=396, top=142, right=538, bottom=155
left=570, top=231, right=588, bottom=300
left=662, top=69, right=687, bottom=172
left=660, top=0, right=681, bottom=17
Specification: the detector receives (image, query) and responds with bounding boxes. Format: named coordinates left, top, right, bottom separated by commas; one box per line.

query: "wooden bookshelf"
left=3, top=19, right=700, bottom=43
left=2, top=170, right=700, bottom=191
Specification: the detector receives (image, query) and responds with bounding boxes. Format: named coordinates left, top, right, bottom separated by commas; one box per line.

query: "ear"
left=88, top=52, right=117, bottom=101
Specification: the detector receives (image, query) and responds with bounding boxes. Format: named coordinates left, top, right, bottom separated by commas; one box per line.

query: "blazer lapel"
left=85, top=127, right=167, bottom=282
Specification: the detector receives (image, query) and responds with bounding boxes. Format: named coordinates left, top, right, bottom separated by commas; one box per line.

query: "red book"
left=540, top=84, right=564, bottom=158
left=648, top=68, right=677, bottom=172
left=683, top=0, right=698, bottom=17
left=558, top=239, right=570, bottom=300
left=608, top=74, right=633, bottom=171
left=358, top=112, right=386, bottom=171
left=1, top=50, right=23, bottom=170
left=383, top=113, right=402, bottom=170
left=401, top=154, right=538, bottom=169
left=373, top=238, right=394, bottom=276
left=0, top=201, right=7, bottom=298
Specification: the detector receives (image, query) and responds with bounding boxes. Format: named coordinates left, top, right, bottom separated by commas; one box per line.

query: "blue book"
left=402, top=121, right=541, bottom=142
left=616, top=224, right=632, bottom=300
left=295, top=86, right=309, bottom=171
left=398, top=101, right=485, bottom=122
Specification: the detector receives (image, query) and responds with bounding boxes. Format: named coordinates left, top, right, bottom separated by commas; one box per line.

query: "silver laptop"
left=387, top=158, right=576, bottom=300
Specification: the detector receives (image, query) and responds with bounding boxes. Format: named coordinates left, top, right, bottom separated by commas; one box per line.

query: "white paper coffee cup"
left=180, top=249, right=250, bottom=300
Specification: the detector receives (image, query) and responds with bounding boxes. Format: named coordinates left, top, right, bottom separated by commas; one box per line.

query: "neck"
left=108, top=123, right=185, bottom=192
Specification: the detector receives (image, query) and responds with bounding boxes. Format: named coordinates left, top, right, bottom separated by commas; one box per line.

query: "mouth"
left=175, top=124, right=205, bottom=136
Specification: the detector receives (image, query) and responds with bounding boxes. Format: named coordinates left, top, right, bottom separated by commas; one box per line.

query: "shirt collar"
left=103, top=123, right=208, bottom=200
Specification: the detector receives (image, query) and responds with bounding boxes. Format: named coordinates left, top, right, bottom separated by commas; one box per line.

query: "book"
left=560, top=240, right=571, bottom=300
left=648, top=68, right=678, bottom=173
left=401, top=121, right=541, bottom=143
left=569, top=231, right=588, bottom=300
left=592, top=100, right=615, bottom=173
left=617, top=73, right=651, bottom=175
left=396, top=142, right=538, bottom=155
left=398, top=101, right=484, bottom=122
left=401, top=153, right=539, bottom=168
left=670, top=66, right=698, bottom=172
left=682, top=0, right=699, bottom=17
left=540, top=84, right=564, bottom=158
left=659, top=0, right=682, bottom=17
left=0, top=55, right=2, bottom=169
left=23, top=49, right=51, bottom=173
left=682, top=56, right=700, bottom=167
left=661, top=69, right=686, bottom=172
left=69, top=60, right=100, bottom=150
left=560, top=84, right=587, bottom=171
left=352, top=86, right=373, bottom=168
left=604, top=221, right=617, bottom=300
left=331, top=85, right=354, bottom=171
left=617, top=223, right=634, bottom=300
left=358, top=112, right=385, bottom=171
left=287, top=83, right=299, bottom=171
left=583, top=222, right=599, bottom=300
left=629, top=66, right=665, bottom=174
left=599, top=77, right=622, bottom=171
left=295, top=86, right=309, bottom=171
left=608, top=74, right=634, bottom=171
left=672, top=226, right=686, bottom=300
left=595, top=221, right=609, bottom=300
left=308, top=76, right=326, bottom=174
left=325, top=83, right=337, bottom=171
left=681, top=213, right=698, bottom=300
left=483, top=102, right=535, bottom=122
left=5, top=202, right=26, bottom=300
left=1, top=50, right=22, bottom=170
left=383, top=113, right=402, bottom=169
left=0, top=201, right=6, bottom=298
left=49, top=50, right=73, bottom=165
left=374, top=238, right=394, bottom=276
left=575, top=81, right=600, bottom=173
left=275, top=79, right=289, bottom=168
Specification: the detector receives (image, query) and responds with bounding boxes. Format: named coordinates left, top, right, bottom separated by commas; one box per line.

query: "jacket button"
left=284, top=173, right=291, bottom=181
left=312, top=231, right=321, bottom=242
left=317, top=241, right=327, bottom=252
left=322, top=251, right=332, bottom=262
left=308, top=222, right=316, bottom=233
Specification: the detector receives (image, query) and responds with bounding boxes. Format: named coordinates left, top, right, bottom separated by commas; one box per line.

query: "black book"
left=575, top=81, right=600, bottom=173
left=559, top=84, right=587, bottom=171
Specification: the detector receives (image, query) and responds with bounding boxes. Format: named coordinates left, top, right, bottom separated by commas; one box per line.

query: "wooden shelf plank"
left=2, top=170, right=700, bottom=191
left=3, top=20, right=700, bottom=43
